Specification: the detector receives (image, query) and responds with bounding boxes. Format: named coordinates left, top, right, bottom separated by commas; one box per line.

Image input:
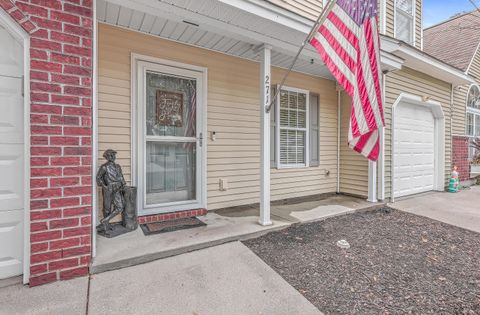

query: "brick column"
left=0, top=0, right=93, bottom=286
left=452, top=135, right=470, bottom=181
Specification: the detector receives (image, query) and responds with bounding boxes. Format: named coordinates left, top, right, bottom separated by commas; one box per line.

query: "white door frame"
left=0, top=9, right=31, bottom=284
left=131, top=54, right=207, bottom=216
left=391, top=93, right=445, bottom=202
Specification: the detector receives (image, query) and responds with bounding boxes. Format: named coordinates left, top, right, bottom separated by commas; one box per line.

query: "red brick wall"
left=452, top=135, right=471, bottom=181
left=138, top=209, right=207, bottom=224
left=0, top=0, right=93, bottom=286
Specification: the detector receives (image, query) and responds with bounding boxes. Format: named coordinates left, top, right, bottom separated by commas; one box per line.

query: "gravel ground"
left=243, top=209, right=480, bottom=314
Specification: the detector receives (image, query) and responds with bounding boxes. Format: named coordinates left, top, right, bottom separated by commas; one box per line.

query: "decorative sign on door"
left=156, top=90, right=183, bottom=127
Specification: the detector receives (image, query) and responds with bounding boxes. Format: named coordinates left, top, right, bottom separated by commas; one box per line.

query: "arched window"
left=466, top=85, right=480, bottom=137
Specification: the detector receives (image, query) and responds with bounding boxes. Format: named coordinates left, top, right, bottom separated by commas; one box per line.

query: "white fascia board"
left=380, top=50, right=404, bottom=72
left=381, top=36, right=475, bottom=86
left=106, top=0, right=321, bottom=61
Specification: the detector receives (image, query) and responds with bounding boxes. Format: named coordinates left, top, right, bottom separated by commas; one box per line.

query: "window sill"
left=276, top=164, right=310, bottom=170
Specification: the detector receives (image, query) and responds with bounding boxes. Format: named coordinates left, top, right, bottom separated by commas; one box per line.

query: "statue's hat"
left=103, top=149, right=117, bottom=159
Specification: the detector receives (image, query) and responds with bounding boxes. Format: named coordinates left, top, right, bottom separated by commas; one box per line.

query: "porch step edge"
left=90, top=223, right=289, bottom=275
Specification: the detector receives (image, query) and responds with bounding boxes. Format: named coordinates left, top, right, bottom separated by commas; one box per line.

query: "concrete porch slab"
left=216, top=194, right=383, bottom=224
left=0, top=276, right=88, bottom=315
left=272, top=194, right=383, bottom=223
left=92, top=194, right=382, bottom=274
left=89, top=242, right=322, bottom=315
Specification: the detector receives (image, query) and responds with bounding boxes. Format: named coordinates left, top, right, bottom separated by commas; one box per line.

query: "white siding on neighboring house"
left=467, top=44, right=480, bottom=79
left=98, top=24, right=339, bottom=211
left=451, top=38, right=480, bottom=138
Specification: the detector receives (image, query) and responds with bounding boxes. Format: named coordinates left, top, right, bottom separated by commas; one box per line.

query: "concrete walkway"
left=0, top=276, right=88, bottom=314
left=390, top=185, right=480, bottom=233
left=0, top=242, right=321, bottom=315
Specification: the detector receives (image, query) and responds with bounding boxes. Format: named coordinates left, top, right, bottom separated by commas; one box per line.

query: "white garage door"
left=394, top=103, right=435, bottom=198
left=0, top=24, right=24, bottom=279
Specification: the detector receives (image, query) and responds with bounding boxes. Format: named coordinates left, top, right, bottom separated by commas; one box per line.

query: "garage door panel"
left=394, top=103, right=435, bottom=198
left=0, top=76, right=23, bottom=143
left=0, top=209, right=23, bottom=279
left=0, top=24, right=24, bottom=280
left=0, top=26, right=23, bottom=78
left=0, top=144, right=23, bottom=211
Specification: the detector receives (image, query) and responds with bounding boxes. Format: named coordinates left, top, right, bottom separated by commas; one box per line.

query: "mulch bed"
left=243, top=209, right=480, bottom=314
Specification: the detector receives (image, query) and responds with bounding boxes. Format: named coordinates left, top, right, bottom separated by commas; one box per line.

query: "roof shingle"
left=424, top=11, right=480, bottom=71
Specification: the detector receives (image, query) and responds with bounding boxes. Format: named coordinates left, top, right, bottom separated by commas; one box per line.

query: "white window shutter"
left=309, top=94, right=319, bottom=166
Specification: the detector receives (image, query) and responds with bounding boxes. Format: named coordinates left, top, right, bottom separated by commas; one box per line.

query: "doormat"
left=140, top=217, right=206, bottom=236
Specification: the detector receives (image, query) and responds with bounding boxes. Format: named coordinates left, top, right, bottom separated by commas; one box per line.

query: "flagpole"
left=265, top=0, right=336, bottom=113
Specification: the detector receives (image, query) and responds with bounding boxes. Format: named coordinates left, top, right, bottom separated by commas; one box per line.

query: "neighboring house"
left=0, top=0, right=473, bottom=287
left=423, top=11, right=480, bottom=183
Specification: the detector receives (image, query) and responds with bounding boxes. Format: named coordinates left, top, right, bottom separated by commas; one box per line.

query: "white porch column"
left=377, top=126, right=385, bottom=200
left=367, top=160, right=378, bottom=202
left=259, top=44, right=272, bottom=226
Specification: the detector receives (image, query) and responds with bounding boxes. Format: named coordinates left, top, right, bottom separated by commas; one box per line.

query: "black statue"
left=96, top=149, right=138, bottom=238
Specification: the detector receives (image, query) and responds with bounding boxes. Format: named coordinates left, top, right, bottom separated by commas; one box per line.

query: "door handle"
left=197, top=132, right=203, bottom=147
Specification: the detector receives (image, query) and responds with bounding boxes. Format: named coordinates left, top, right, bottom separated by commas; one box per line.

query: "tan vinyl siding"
left=385, top=0, right=394, bottom=37
left=339, top=91, right=368, bottom=197
left=270, top=69, right=338, bottom=203
left=98, top=23, right=338, bottom=211
left=415, top=0, right=422, bottom=49
left=385, top=0, right=422, bottom=49
left=267, top=0, right=322, bottom=20
left=384, top=67, right=452, bottom=198
left=452, top=85, right=468, bottom=136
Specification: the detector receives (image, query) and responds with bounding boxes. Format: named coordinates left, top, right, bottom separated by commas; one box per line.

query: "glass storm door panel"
left=142, top=68, right=200, bottom=211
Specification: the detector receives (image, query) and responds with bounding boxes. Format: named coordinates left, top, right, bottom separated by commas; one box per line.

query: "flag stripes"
left=309, top=0, right=384, bottom=161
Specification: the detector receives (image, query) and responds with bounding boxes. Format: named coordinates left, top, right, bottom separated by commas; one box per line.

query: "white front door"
left=136, top=60, right=205, bottom=215
left=0, top=24, right=25, bottom=279
left=394, top=103, right=435, bottom=198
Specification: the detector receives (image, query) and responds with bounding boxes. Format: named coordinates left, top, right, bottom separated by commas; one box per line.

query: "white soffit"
left=97, top=0, right=334, bottom=79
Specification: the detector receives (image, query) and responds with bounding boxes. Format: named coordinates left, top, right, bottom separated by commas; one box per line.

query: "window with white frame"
left=466, top=85, right=480, bottom=158
left=270, top=86, right=319, bottom=168
left=395, top=0, right=414, bottom=44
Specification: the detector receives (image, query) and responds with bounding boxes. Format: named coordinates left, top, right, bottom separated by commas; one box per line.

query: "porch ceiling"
left=96, top=0, right=334, bottom=79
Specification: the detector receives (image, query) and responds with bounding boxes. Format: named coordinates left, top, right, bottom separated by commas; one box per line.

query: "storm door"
left=137, top=60, right=204, bottom=215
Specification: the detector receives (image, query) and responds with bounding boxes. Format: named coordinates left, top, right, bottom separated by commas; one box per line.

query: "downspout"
left=450, top=84, right=454, bottom=173
left=337, top=88, right=341, bottom=193
left=378, top=73, right=386, bottom=201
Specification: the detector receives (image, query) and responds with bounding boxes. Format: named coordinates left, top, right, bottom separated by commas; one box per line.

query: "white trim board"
left=391, top=93, right=445, bottom=202
left=0, top=9, right=31, bottom=284
left=131, top=54, right=208, bottom=216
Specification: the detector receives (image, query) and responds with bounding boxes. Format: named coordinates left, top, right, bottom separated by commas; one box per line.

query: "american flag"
left=309, top=0, right=384, bottom=161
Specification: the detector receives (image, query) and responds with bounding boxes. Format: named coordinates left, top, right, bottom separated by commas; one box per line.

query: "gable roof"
left=424, top=10, right=480, bottom=72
